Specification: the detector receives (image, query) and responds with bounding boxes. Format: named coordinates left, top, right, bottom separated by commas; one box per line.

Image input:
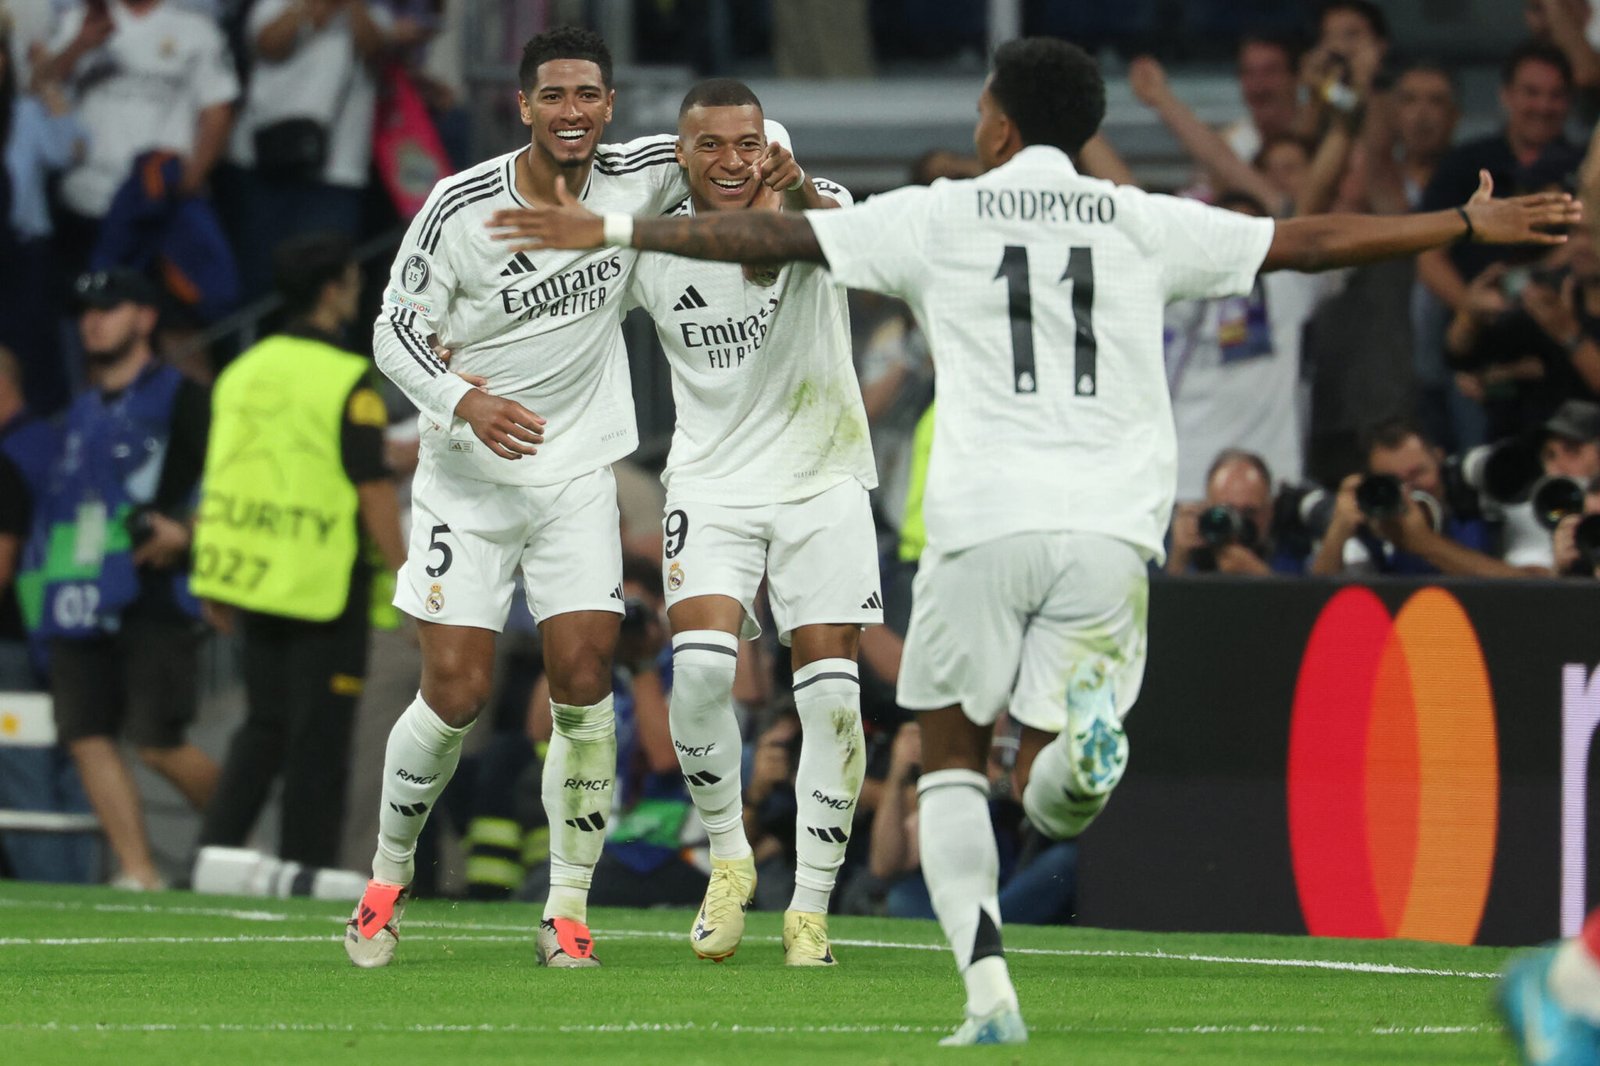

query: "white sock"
left=541, top=695, right=616, bottom=924
left=1552, top=935, right=1600, bottom=1024
left=791, top=657, right=865, bottom=913
left=669, top=630, right=748, bottom=860
left=372, top=695, right=472, bottom=886
left=918, top=767, right=1017, bottom=1017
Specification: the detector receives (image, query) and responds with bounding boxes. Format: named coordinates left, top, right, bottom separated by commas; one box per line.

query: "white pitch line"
left=0, top=1020, right=1499, bottom=1038
left=0, top=898, right=1503, bottom=980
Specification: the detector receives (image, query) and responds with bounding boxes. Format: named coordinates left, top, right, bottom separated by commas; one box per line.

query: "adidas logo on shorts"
left=860, top=592, right=883, bottom=610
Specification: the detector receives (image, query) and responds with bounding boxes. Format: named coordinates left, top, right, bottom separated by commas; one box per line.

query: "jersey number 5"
left=995, top=245, right=1097, bottom=396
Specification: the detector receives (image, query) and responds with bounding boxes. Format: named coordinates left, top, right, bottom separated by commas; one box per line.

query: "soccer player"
left=348, top=25, right=694, bottom=970
left=1501, top=918, right=1600, bottom=1063
left=624, top=79, right=878, bottom=966
left=489, top=37, right=1578, bottom=1042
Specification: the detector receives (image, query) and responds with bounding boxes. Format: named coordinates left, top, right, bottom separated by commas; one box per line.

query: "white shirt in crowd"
left=1164, top=267, right=1343, bottom=500
left=372, top=137, right=688, bottom=488
left=806, top=144, right=1275, bottom=562
left=628, top=180, right=877, bottom=506
left=51, top=0, right=238, bottom=217
left=230, top=0, right=393, bottom=188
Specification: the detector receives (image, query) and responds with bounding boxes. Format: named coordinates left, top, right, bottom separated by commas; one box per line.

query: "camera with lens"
left=1531, top=475, right=1587, bottom=531
left=126, top=505, right=159, bottom=549
left=1197, top=505, right=1259, bottom=550
left=1355, top=474, right=1443, bottom=533
left=1576, top=514, right=1600, bottom=572
left=620, top=596, right=653, bottom=637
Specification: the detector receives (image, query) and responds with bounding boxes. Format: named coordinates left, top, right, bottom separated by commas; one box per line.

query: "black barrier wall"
left=1075, top=577, right=1600, bottom=947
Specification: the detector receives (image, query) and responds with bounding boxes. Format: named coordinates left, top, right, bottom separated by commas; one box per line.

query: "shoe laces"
left=703, top=866, right=751, bottom=927
left=791, top=913, right=828, bottom=954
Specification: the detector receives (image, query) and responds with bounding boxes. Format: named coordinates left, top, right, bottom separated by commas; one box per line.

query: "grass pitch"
left=0, top=881, right=1522, bottom=1064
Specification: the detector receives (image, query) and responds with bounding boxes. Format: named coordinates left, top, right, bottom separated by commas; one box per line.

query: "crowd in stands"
left=2, top=0, right=1600, bottom=923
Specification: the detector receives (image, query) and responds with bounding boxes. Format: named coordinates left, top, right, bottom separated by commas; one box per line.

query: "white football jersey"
left=373, top=137, right=686, bottom=487
left=807, top=145, right=1274, bottom=560
left=629, top=179, right=877, bottom=505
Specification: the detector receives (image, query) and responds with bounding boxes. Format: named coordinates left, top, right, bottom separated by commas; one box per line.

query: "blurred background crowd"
left=1, top=0, right=1598, bottom=923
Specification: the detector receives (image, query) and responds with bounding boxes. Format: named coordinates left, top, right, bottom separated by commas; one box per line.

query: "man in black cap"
left=14, top=267, right=217, bottom=891
left=1541, top=398, right=1600, bottom=481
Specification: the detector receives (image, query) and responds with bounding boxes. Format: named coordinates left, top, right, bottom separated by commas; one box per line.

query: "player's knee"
left=544, top=642, right=611, bottom=706
left=420, top=661, right=493, bottom=726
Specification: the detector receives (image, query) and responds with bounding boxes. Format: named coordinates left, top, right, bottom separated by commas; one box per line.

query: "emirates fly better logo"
left=1287, top=587, right=1499, bottom=945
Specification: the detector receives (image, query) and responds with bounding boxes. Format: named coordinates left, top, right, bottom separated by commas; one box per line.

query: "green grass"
left=0, top=882, right=1524, bottom=1064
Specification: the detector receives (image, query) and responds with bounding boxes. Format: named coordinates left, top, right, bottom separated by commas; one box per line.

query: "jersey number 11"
left=995, top=245, right=1097, bottom=397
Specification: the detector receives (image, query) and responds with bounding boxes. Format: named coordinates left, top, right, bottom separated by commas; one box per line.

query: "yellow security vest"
left=897, top=402, right=936, bottom=563
left=191, top=334, right=370, bottom=621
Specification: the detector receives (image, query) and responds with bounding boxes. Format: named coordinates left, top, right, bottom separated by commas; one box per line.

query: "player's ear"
left=516, top=90, right=533, bottom=129
left=675, top=137, right=686, bottom=169
left=603, top=88, right=615, bottom=125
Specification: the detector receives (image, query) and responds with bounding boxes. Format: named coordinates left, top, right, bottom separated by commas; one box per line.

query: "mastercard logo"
left=1287, top=587, right=1499, bottom=945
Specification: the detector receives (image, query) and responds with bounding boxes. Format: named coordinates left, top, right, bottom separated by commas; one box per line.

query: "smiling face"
left=518, top=59, right=614, bottom=171
left=1502, top=57, right=1571, bottom=154
left=677, top=103, right=766, bottom=212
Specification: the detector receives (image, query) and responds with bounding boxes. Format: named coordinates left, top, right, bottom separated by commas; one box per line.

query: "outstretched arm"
left=1264, top=170, right=1580, bottom=273
left=489, top=175, right=827, bottom=264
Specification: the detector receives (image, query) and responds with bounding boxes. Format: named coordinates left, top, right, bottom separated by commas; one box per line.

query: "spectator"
left=1445, top=231, right=1600, bottom=441
left=40, top=0, right=238, bottom=276
left=1365, top=61, right=1460, bottom=214
left=1543, top=397, right=1600, bottom=479
left=1163, top=191, right=1343, bottom=498
left=1, top=25, right=84, bottom=414
left=1219, top=34, right=1302, bottom=169
left=226, top=0, right=396, bottom=297
left=1526, top=0, right=1600, bottom=100
left=0, top=345, right=94, bottom=883
left=14, top=268, right=218, bottom=890
left=1416, top=42, right=1581, bottom=321
left=1130, top=55, right=1361, bottom=218
left=741, top=701, right=802, bottom=912
left=1310, top=420, right=1523, bottom=577
left=189, top=234, right=405, bottom=871
left=1167, top=449, right=1306, bottom=576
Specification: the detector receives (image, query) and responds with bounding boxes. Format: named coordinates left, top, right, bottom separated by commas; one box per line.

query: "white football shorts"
left=897, top=530, right=1149, bottom=733
left=394, top=456, right=624, bottom=631
left=661, top=478, right=882, bottom=644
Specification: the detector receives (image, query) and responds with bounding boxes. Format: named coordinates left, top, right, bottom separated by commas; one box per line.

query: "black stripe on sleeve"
left=425, top=185, right=505, bottom=254
left=598, top=140, right=678, bottom=165
left=418, top=171, right=501, bottom=247
left=387, top=307, right=442, bottom=378
left=594, top=157, right=679, bottom=178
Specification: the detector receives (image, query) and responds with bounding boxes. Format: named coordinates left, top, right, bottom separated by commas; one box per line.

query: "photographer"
left=1310, top=420, right=1525, bottom=577
left=1167, top=450, right=1306, bottom=576
left=1446, top=231, right=1600, bottom=442
left=16, top=269, right=218, bottom=890
left=1551, top=476, right=1600, bottom=577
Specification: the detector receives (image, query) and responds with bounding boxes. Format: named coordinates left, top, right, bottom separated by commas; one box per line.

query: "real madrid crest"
left=667, top=561, right=684, bottom=592
left=425, top=583, right=445, bottom=615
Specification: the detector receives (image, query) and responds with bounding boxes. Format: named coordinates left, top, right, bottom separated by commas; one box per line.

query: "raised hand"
left=488, top=176, right=605, bottom=252
left=1128, top=56, right=1170, bottom=108
left=758, top=141, right=804, bottom=193
left=1463, top=169, right=1584, bottom=246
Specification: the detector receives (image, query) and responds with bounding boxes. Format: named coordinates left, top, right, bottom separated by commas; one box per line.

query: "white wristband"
left=602, top=213, right=634, bottom=248
left=784, top=167, right=807, bottom=193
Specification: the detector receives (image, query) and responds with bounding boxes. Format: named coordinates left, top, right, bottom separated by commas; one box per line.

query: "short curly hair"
left=519, top=26, right=613, bottom=93
left=988, top=37, right=1104, bottom=157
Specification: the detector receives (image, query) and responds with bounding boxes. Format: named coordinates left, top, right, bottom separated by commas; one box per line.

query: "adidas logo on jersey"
left=860, top=592, right=883, bottom=610
left=673, top=285, right=709, bottom=311
left=499, top=252, right=537, bottom=277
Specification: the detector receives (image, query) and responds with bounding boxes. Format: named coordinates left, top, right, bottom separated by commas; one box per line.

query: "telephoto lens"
left=1197, top=505, right=1257, bottom=549
left=1531, top=476, right=1586, bottom=531
left=1355, top=474, right=1405, bottom=521
left=1576, top=514, right=1600, bottom=571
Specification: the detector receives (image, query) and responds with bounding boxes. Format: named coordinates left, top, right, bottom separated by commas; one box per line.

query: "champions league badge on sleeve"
left=403, top=255, right=432, bottom=294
